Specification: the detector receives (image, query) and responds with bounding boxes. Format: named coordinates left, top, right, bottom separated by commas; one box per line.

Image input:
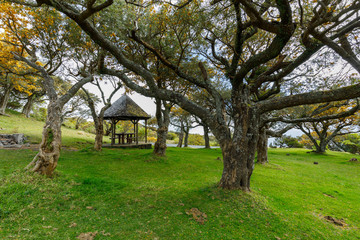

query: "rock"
left=349, top=158, right=358, bottom=162
left=314, top=162, right=319, bottom=165
left=12, top=133, right=26, bottom=144
left=0, top=134, right=26, bottom=147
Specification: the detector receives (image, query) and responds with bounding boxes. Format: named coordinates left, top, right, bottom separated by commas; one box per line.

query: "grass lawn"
left=0, top=112, right=360, bottom=239
left=0, top=110, right=102, bottom=148
left=0, top=147, right=359, bottom=239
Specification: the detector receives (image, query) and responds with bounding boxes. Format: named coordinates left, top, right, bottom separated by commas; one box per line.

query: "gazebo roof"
left=104, top=95, right=151, bottom=120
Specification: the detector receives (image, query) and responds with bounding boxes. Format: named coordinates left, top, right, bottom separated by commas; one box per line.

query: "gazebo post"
left=145, top=119, right=148, bottom=143
left=133, top=121, right=136, bottom=135
left=136, top=120, right=139, bottom=145
left=111, top=119, right=115, bottom=145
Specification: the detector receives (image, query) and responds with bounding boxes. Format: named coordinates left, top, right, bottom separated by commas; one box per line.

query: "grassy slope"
left=0, top=110, right=100, bottom=147
left=0, top=113, right=359, bottom=239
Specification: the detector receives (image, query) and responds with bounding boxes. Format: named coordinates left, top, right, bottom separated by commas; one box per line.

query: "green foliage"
left=338, top=134, right=360, bottom=154
left=31, top=106, right=47, bottom=122
left=272, top=135, right=304, bottom=148
left=166, top=132, right=177, bottom=140
left=188, top=134, right=204, bottom=146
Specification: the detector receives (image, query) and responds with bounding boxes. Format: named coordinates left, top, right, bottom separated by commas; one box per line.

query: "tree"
left=2, top=3, right=94, bottom=175
left=296, top=102, right=359, bottom=153
left=82, top=77, right=121, bottom=151
left=170, top=107, right=194, bottom=147
left=8, top=0, right=360, bottom=191
left=0, top=34, right=40, bottom=115
left=257, top=123, right=294, bottom=164
left=21, top=89, right=46, bottom=118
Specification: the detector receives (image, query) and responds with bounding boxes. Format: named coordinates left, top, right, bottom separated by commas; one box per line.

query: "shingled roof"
left=104, top=95, right=151, bottom=120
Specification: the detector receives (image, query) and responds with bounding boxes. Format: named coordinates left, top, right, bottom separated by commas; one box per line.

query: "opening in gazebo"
left=103, top=95, right=151, bottom=149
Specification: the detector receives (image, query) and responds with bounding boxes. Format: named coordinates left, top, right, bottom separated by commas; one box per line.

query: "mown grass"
left=0, top=147, right=359, bottom=239
left=1, top=112, right=360, bottom=239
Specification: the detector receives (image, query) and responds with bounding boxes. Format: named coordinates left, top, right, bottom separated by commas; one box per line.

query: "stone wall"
left=0, top=134, right=26, bottom=148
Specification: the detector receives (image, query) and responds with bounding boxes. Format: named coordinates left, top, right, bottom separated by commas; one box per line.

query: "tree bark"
left=177, top=121, right=184, bottom=148
left=184, top=125, right=189, bottom=147
left=26, top=101, right=62, bottom=176
left=217, top=98, right=259, bottom=191
left=0, top=85, right=13, bottom=115
left=154, top=126, right=168, bottom=156
left=204, top=125, right=210, bottom=149
left=93, top=117, right=104, bottom=151
left=316, top=141, right=327, bottom=153
left=153, top=99, right=170, bottom=156
left=22, top=94, right=35, bottom=118
left=257, top=126, right=268, bottom=164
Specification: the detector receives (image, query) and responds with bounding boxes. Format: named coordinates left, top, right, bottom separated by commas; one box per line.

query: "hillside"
left=0, top=112, right=359, bottom=239
left=0, top=110, right=99, bottom=148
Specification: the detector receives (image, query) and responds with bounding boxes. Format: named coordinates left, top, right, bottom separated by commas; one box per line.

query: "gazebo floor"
left=102, top=143, right=152, bottom=149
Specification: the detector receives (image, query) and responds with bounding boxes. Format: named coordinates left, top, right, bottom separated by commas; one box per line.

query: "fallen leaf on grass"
left=69, top=222, right=77, bottom=228
left=186, top=208, right=207, bottom=224
left=100, top=230, right=111, bottom=236
left=77, top=231, right=98, bottom=240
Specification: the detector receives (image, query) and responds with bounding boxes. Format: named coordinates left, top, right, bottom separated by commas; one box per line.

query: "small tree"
left=82, top=77, right=121, bottom=151
left=296, top=102, right=359, bottom=153
left=3, top=4, right=94, bottom=175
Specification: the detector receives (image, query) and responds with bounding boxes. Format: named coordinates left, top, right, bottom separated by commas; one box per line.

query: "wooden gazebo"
left=103, top=95, right=151, bottom=148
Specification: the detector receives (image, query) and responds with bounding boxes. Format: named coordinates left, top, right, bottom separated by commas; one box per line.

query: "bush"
left=272, top=135, right=304, bottom=148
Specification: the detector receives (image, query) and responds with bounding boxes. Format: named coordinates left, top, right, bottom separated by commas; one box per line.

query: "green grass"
left=0, top=110, right=105, bottom=147
left=1, top=112, right=360, bottom=239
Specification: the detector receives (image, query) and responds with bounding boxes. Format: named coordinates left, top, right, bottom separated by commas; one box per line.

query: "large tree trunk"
left=154, top=126, right=168, bottom=156
left=203, top=125, right=210, bottom=149
left=315, top=138, right=327, bottom=153
left=177, top=121, right=184, bottom=148
left=22, top=94, right=35, bottom=118
left=94, top=117, right=104, bottom=151
left=257, top=126, right=268, bottom=164
left=217, top=97, right=259, bottom=191
left=26, top=101, right=62, bottom=176
left=184, top=128, right=189, bottom=147
left=0, top=85, right=13, bottom=115
left=75, top=117, right=82, bottom=129
left=153, top=99, right=171, bottom=156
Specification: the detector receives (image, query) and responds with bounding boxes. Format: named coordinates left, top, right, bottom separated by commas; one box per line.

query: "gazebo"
left=103, top=95, right=151, bottom=148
